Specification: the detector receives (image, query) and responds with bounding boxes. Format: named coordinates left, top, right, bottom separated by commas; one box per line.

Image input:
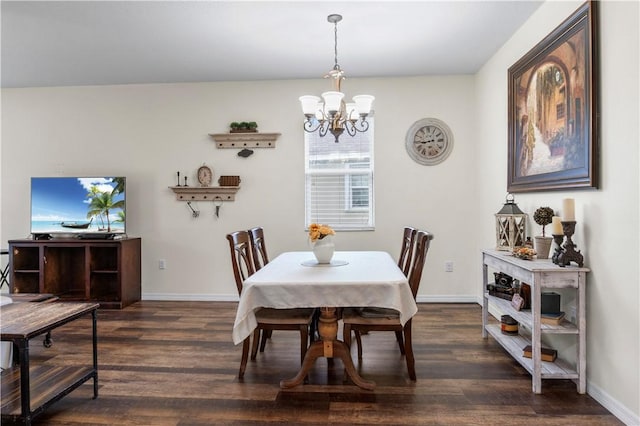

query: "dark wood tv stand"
left=8, top=238, right=141, bottom=309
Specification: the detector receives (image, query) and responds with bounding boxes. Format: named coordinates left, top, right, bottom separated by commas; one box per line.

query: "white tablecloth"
left=232, top=251, right=418, bottom=345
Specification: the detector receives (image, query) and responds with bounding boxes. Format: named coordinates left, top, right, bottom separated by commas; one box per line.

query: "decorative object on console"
left=555, top=220, right=584, bottom=267
left=405, top=118, right=454, bottom=165
left=541, top=292, right=561, bottom=314
left=500, top=315, right=519, bottom=335
left=299, top=14, right=374, bottom=143
left=507, top=1, right=598, bottom=192
left=513, top=246, right=536, bottom=260
left=523, top=345, right=557, bottom=362
left=495, top=194, right=527, bottom=251
left=533, top=206, right=554, bottom=259
left=511, top=293, right=525, bottom=311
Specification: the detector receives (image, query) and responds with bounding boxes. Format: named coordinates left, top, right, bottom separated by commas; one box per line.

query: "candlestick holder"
left=556, top=221, right=584, bottom=267
left=551, top=234, right=565, bottom=265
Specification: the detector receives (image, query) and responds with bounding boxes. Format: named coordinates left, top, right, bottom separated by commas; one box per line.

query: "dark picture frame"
left=507, top=1, right=598, bottom=192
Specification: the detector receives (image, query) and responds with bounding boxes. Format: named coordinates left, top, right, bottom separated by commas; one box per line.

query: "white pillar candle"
left=551, top=216, right=563, bottom=234
left=562, top=198, right=575, bottom=221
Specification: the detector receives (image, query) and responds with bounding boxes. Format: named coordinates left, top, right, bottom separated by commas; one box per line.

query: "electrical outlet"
left=159, top=259, right=167, bottom=270
left=445, top=261, right=454, bottom=272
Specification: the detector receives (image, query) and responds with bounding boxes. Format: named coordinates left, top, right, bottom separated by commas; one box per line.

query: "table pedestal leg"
left=279, top=307, right=375, bottom=390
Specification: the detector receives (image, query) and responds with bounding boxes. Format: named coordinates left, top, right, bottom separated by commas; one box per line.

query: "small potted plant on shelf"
left=533, top=206, right=554, bottom=259
left=230, top=122, right=241, bottom=132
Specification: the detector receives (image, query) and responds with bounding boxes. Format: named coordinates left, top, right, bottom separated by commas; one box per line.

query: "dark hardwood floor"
left=8, top=302, right=621, bottom=425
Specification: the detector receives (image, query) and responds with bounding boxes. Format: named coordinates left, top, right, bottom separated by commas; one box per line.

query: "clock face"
left=197, top=165, right=213, bottom=187
left=405, top=118, right=453, bottom=165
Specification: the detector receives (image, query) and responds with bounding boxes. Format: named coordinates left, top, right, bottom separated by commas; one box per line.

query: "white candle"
left=551, top=216, right=563, bottom=235
left=562, top=198, right=575, bottom=221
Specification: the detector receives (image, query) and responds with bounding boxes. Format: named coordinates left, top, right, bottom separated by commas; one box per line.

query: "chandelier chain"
left=333, top=20, right=339, bottom=71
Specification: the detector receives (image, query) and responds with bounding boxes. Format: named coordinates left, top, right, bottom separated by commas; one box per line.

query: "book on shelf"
left=540, top=311, right=565, bottom=325
left=522, top=345, right=557, bottom=362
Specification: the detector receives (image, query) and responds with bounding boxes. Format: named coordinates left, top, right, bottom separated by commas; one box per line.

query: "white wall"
left=1, top=75, right=477, bottom=302
left=476, top=1, right=639, bottom=423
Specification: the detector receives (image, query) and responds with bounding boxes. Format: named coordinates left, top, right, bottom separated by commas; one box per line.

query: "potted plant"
left=533, top=206, right=554, bottom=259
left=247, top=121, right=258, bottom=132
left=229, top=122, right=240, bottom=132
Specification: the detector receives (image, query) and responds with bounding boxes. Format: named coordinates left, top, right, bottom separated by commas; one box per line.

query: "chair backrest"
left=398, top=227, right=417, bottom=276
left=248, top=227, right=269, bottom=271
left=226, top=230, right=256, bottom=296
left=407, top=230, right=434, bottom=299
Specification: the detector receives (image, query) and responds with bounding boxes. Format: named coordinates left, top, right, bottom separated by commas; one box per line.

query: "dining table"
left=232, top=250, right=418, bottom=390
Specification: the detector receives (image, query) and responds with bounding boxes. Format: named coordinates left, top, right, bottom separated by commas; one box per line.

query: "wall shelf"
left=169, top=186, right=240, bottom=201
left=209, top=132, right=280, bottom=149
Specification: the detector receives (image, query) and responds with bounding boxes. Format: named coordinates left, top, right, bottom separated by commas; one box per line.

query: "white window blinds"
left=304, top=120, right=374, bottom=230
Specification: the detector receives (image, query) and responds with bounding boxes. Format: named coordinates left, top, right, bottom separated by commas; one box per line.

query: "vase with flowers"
left=533, top=206, right=554, bottom=259
left=308, top=223, right=336, bottom=264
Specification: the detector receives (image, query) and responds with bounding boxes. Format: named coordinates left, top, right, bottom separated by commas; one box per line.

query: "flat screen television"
left=30, top=177, right=126, bottom=238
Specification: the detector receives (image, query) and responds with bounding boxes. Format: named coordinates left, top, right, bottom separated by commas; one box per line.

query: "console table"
left=481, top=249, right=589, bottom=394
left=0, top=302, right=99, bottom=425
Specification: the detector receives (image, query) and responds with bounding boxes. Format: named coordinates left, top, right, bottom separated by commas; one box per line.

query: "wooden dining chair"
left=398, top=226, right=417, bottom=276
left=226, top=230, right=314, bottom=378
left=342, top=230, right=434, bottom=380
left=248, top=227, right=269, bottom=271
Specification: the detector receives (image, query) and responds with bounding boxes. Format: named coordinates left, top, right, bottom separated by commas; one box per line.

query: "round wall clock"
left=405, top=118, right=454, bottom=166
left=197, top=165, right=213, bottom=187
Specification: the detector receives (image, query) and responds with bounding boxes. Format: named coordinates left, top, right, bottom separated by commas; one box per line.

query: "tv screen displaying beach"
left=31, top=177, right=126, bottom=234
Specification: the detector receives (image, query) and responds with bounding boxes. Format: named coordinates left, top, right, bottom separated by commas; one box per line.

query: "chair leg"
left=355, top=331, right=363, bottom=360
left=395, top=330, right=406, bottom=355
left=239, top=336, right=250, bottom=378
left=250, top=328, right=261, bottom=360
left=403, top=321, right=416, bottom=380
left=259, top=329, right=269, bottom=352
left=343, top=323, right=352, bottom=349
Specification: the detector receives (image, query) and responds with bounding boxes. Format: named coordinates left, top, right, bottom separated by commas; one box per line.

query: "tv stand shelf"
left=8, top=238, right=141, bottom=309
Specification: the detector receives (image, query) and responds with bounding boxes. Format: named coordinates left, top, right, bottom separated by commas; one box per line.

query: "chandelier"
left=299, top=14, right=374, bottom=143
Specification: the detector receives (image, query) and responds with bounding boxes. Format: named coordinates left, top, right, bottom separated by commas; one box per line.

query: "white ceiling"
left=1, top=1, right=542, bottom=88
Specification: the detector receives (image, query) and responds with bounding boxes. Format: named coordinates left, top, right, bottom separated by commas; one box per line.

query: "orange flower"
left=308, top=223, right=335, bottom=242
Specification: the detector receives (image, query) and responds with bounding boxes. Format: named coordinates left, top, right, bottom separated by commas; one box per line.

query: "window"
left=304, top=119, right=374, bottom=231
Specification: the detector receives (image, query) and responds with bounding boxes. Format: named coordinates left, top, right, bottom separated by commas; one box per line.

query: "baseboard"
left=415, top=295, right=478, bottom=304
left=142, top=293, right=238, bottom=302
left=586, top=379, right=639, bottom=426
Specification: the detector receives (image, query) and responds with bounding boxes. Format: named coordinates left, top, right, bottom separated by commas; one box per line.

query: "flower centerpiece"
left=308, top=223, right=335, bottom=264
left=533, top=206, right=554, bottom=259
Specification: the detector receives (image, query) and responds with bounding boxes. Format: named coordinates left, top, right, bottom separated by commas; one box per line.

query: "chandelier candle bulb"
left=562, top=198, right=575, bottom=221
left=551, top=216, right=563, bottom=235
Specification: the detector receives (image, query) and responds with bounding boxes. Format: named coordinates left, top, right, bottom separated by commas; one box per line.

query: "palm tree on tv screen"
left=87, top=190, right=124, bottom=233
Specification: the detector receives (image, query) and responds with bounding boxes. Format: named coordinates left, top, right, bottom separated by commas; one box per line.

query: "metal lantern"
left=495, top=194, right=527, bottom=251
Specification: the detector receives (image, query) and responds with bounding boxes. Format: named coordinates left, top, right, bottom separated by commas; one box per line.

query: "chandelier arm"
left=303, top=118, right=325, bottom=133
left=318, top=121, right=330, bottom=138
left=353, top=118, right=370, bottom=133
left=344, top=121, right=357, bottom=137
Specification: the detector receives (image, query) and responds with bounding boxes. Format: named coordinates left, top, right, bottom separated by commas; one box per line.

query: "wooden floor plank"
left=3, top=302, right=621, bottom=425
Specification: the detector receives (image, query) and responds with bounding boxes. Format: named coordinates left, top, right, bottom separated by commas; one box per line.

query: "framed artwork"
left=507, top=1, right=599, bottom=192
